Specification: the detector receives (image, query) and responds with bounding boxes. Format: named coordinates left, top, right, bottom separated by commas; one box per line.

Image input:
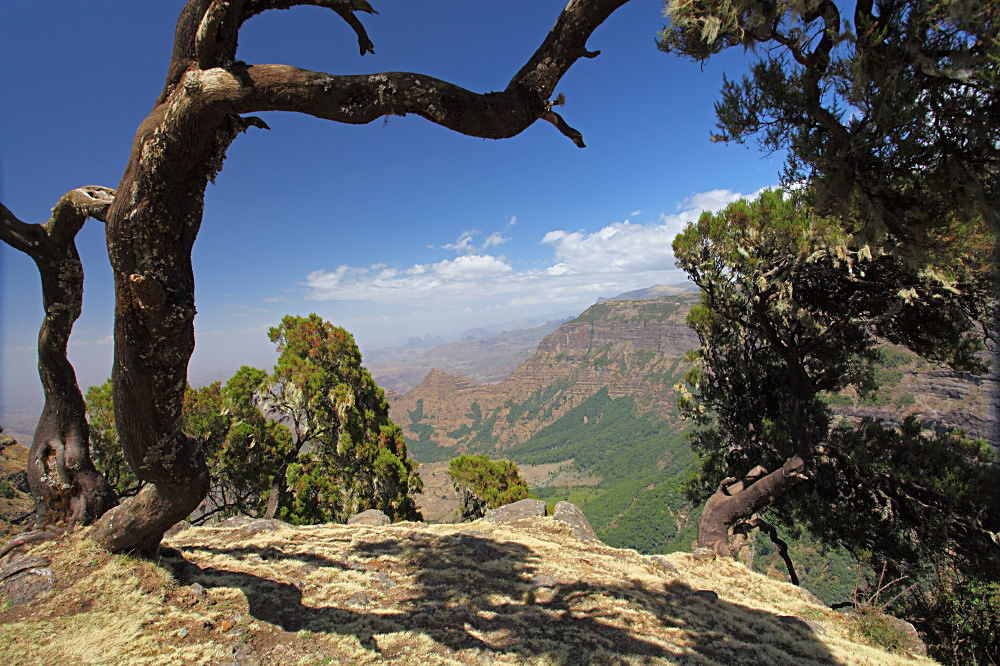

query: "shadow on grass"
left=165, top=530, right=838, bottom=664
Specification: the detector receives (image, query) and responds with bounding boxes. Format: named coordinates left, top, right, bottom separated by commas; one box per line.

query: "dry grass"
left=0, top=517, right=938, bottom=665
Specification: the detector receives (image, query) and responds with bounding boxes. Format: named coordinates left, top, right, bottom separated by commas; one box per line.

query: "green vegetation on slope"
left=504, top=387, right=699, bottom=554
left=569, top=296, right=693, bottom=324
left=406, top=399, right=454, bottom=462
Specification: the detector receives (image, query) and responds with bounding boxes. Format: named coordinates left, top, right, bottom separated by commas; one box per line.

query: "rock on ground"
left=347, top=509, right=391, bottom=526
left=552, top=501, right=599, bottom=541
left=485, top=499, right=546, bottom=523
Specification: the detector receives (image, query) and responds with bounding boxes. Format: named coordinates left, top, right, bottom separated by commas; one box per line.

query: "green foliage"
left=85, top=379, right=137, bottom=497
left=85, top=314, right=423, bottom=524
left=0, top=479, right=15, bottom=499
left=204, top=367, right=294, bottom=519
left=793, top=419, right=1000, bottom=580
left=672, top=190, right=998, bottom=579
left=900, top=573, right=1000, bottom=665
left=659, top=0, right=1000, bottom=252
left=447, top=454, right=529, bottom=520
left=260, top=314, right=422, bottom=524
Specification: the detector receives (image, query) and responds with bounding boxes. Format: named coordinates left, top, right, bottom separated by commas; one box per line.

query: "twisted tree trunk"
left=84, top=0, right=630, bottom=552
left=0, top=188, right=119, bottom=529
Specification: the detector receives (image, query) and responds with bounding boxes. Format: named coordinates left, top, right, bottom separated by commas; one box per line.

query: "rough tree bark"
left=696, top=456, right=808, bottom=557
left=0, top=188, right=119, bottom=529
left=83, top=0, right=630, bottom=552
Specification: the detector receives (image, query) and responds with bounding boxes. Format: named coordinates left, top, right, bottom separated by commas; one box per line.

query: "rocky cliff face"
left=392, top=293, right=997, bottom=460
left=390, top=295, right=702, bottom=455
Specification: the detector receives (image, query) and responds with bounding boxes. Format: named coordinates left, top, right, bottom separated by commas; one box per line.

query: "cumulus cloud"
left=304, top=187, right=768, bottom=317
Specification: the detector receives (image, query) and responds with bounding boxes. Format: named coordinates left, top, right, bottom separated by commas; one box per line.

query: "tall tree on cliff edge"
left=256, top=314, right=422, bottom=524
left=672, top=190, right=999, bottom=579
left=0, top=0, right=632, bottom=552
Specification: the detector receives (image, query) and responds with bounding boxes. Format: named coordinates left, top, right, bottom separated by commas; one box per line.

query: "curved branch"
left=240, top=0, right=377, bottom=54
left=735, top=517, right=799, bottom=585
left=543, top=110, right=586, bottom=148
left=200, top=0, right=628, bottom=146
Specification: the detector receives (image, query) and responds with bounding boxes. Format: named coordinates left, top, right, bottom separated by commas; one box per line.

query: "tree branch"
left=192, top=0, right=628, bottom=146
left=240, top=0, right=378, bottom=55
left=736, top=516, right=799, bottom=585
left=196, top=0, right=247, bottom=70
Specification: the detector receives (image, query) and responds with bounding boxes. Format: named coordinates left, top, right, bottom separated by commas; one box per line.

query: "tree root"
left=0, top=529, right=61, bottom=560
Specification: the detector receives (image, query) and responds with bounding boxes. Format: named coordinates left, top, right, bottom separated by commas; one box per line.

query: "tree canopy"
left=256, top=314, right=422, bottom=524
left=86, top=314, right=421, bottom=525
left=659, top=0, right=999, bottom=255
left=672, top=189, right=999, bottom=579
left=447, top=455, right=530, bottom=521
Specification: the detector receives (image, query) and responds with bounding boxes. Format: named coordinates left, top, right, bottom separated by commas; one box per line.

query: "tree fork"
left=0, top=188, right=119, bottom=529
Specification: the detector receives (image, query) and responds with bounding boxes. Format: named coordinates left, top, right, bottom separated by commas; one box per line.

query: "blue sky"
left=1, top=0, right=780, bottom=416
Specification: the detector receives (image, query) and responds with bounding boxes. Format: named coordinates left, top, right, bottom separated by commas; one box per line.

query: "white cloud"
left=303, top=187, right=769, bottom=323
left=483, top=231, right=510, bottom=248
left=442, top=230, right=478, bottom=253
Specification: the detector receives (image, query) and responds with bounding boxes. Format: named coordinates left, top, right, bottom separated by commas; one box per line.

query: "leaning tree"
left=673, top=190, right=998, bottom=578
left=1, top=0, right=631, bottom=552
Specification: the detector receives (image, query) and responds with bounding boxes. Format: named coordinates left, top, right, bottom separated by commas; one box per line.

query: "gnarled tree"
left=3, top=0, right=631, bottom=552
left=0, top=189, right=119, bottom=530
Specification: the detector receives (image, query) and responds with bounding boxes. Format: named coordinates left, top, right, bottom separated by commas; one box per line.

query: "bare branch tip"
left=542, top=111, right=586, bottom=148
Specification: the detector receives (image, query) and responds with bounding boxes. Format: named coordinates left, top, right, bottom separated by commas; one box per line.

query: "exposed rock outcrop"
left=484, top=498, right=547, bottom=523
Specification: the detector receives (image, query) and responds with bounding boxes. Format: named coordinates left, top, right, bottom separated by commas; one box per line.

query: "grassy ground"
left=1, top=516, right=935, bottom=665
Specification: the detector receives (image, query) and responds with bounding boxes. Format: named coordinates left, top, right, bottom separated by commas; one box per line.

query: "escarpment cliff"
left=393, top=292, right=997, bottom=462
left=390, top=295, right=702, bottom=456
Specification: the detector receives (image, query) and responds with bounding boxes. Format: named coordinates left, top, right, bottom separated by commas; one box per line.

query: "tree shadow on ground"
left=165, top=529, right=839, bottom=664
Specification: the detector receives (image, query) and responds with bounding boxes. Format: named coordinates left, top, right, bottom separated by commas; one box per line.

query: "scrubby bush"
left=447, top=455, right=529, bottom=520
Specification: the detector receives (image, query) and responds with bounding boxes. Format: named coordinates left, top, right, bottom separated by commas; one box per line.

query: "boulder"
left=347, top=509, right=391, bottom=526
left=529, top=573, right=557, bottom=588
left=163, top=520, right=192, bottom=539
left=778, top=615, right=826, bottom=635
left=797, top=586, right=826, bottom=607
left=219, top=518, right=287, bottom=535
left=648, top=555, right=678, bottom=573
left=485, top=498, right=546, bottom=523
left=552, top=501, right=598, bottom=541
left=880, top=614, right=927, bottom=657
